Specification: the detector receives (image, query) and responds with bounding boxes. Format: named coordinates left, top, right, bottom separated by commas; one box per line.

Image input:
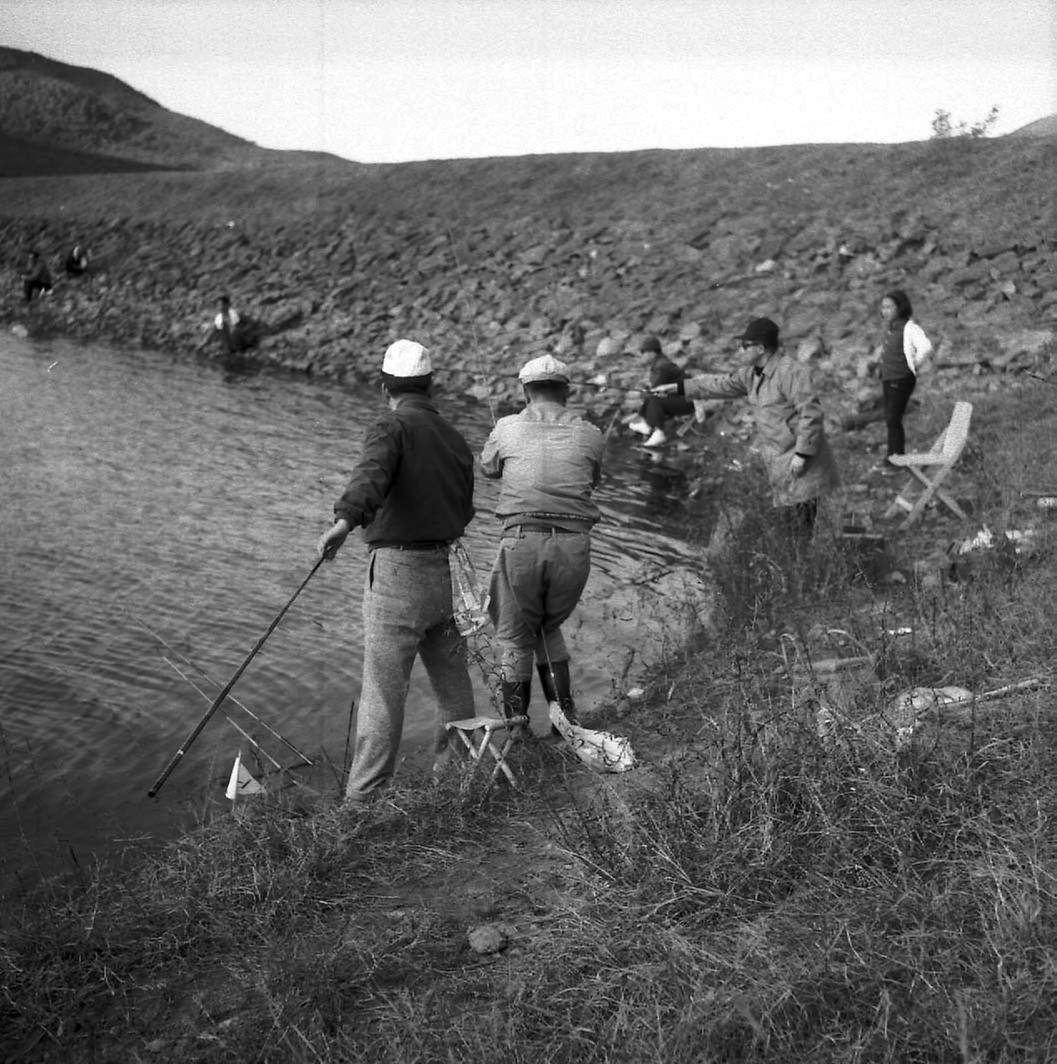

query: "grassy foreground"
left=2, top=383, right=1057, bottom=1063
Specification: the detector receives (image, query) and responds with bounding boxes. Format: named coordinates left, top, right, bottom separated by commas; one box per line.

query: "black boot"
left=537, top=660, right=579, bottom=728
left=499, top=680, right=532, bottom=721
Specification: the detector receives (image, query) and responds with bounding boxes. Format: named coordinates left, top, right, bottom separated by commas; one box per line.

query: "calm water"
left=0, top=331, right=700, bottom=891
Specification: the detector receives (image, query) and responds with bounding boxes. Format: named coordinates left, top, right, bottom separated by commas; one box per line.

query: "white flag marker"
left=225, top=752, right=265, bottom=800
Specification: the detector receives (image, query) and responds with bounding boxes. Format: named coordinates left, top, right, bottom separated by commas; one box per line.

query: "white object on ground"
left=549, top=703, right=636, bottom=773
left=955, top=527, right=1036, bottom=555
left=225, top=752, right=265, bottom=800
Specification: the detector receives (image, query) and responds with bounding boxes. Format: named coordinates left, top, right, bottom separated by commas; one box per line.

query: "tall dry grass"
left=3, top=385, right=1056, bottom=1062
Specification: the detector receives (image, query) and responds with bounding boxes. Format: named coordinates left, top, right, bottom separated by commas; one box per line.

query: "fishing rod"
left=136, top=616, right=313, bottom=766
left=147, top=556, right=324, bottom=798
left=161, top=656, right=285, bottom=772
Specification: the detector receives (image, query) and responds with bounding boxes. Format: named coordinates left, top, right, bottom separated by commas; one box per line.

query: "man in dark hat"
left=317, top=339, right=477, bottom=803
left=479, top=354, right=605, bottom=732
left=653, top=317, right=839, bottom=533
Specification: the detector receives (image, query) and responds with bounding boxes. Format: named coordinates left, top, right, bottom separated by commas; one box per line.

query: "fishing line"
left=136, top=616, right=313, bottom=766
left=437, top=233, right=621, bottom=749
left=147, top=555, right=324, bottom=798
left=161, top=656, right=285, bottom=772
left=445, top=228, right=498, bottom=426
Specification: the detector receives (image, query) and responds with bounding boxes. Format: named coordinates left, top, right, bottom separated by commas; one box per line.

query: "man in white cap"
left=317, top=339, right=476, bottom=803
left=479, top=354, right=605, bottom=730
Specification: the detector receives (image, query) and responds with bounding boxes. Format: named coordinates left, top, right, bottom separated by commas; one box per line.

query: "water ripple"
left=0, top=331, right=701, bottom=885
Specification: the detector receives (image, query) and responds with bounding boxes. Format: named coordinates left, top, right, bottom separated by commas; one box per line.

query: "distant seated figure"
left=21, top=250, right=53, bottom=303
left=64, top=243, right=90, bottom=277
left=626, top=336, right=705, bottom=448
left=213, top=294, right=246, bottom=354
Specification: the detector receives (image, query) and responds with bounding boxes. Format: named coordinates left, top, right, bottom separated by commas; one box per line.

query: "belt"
left=503, top=523, right=586, bottom=535
left=368, top=540, right=452, bottom=552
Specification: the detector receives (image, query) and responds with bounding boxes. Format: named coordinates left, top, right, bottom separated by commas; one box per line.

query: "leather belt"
left=504, top=523, right=585, bottom=535
left=369, top=540, right=452, bottom=552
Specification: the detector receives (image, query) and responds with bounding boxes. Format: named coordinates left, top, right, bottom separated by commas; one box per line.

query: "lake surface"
left=0, top=331, right=702, bottom=892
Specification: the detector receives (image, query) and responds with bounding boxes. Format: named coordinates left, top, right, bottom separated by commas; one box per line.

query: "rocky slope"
left=3, top=132, right=1055, bottom=432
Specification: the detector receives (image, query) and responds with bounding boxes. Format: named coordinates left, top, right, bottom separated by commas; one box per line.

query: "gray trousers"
left=488, top=528, right=591, bottom=682
left=344, top=548, right=475, bottom=802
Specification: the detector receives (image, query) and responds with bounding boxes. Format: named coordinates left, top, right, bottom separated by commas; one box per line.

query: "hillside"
left=0, top=47, right=348, bottom=173
left=0, top=129, right=167, bottom=178
left=1009, top=112, right=1057, bottom=137
left=1, top=134, right=1055, bottom=434
left=0, top=48, right=1055, bottom=427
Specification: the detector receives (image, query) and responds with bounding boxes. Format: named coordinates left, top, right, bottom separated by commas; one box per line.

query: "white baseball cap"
left=382, top=339, right=432, bottom=377
left=518, top=354, right=570, bottom=384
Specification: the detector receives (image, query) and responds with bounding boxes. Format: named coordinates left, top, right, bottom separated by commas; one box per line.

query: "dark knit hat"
left=640, top=335, right=662, bottom=354
left=738, top=317, right=779, bottom=349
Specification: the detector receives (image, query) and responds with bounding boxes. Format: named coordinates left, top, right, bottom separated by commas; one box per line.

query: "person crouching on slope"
left=479, top=355, right=605, bottom=732
left=653, top=317, right=840, bottom=538
left=626, top=335, right=704, bottom=448
left=317, top=339, right=477, bottom=805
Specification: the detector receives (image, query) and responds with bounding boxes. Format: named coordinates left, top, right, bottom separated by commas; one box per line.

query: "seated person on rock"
left=64, top=243, right=90, bottom=277
left=21, top=250, right=53, bottom=303
left=213, top=294, right=248, bottom=354
left=627, top=336, right=707, bottom=447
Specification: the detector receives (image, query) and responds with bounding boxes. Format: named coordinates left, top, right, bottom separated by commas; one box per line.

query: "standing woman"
left=878, top=290, right=932, bottom=467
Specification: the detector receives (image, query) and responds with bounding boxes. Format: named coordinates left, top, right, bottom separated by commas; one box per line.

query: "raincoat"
left=683, top=355, right=840, bottom=507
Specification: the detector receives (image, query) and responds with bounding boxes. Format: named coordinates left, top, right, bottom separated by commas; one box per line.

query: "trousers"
left=639, top=394, right=694, bottom=429
left=488, top=527, right=591, bottom=682
left=344, top=547, right=474, bottom=801
left=882, top=376, right=916, bottom=456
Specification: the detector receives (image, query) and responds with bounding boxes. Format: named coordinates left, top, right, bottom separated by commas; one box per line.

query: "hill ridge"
left=0, top=46, right=352, bottom=175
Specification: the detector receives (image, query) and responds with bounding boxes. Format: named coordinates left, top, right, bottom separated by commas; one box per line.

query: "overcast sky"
left=5, top=0, right=1055, bottom=163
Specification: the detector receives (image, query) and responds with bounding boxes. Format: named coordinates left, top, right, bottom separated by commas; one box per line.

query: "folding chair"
left=445, top=715, right=529, bottom=787
left=883, top=401, right=973, bottom=529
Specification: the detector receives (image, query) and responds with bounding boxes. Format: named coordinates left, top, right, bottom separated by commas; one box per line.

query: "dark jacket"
left=684, top=355, right=840, bottom=506
left=334, top=394, right=474, bottom=547
left=648, top=354, right=686, bottom=389
left=880, top=319, right=913, bottom=382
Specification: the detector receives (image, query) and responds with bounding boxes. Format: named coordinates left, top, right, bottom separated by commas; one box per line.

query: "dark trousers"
left=882, top=376, right=916, bottom=456
left=639, top=394, right=694, bottom=429
left=23, top=279, right=51, bottom=303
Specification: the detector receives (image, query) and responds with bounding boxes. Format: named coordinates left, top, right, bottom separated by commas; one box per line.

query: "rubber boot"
left=499, top=680, right=532, bottom=736
left=537, top=659, right=579, bottom=732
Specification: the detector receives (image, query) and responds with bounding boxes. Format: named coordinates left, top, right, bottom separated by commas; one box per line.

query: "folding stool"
left=445, top=715, right=529, bottom=787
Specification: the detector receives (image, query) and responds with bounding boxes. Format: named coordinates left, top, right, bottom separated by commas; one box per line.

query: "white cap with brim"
left=518, top=354, right=570, bottom=384
left=382, top=339, right=432, bottom=377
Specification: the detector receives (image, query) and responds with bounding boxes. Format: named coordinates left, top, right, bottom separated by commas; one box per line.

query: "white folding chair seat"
left=884, top=401, right=973, bottom=529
